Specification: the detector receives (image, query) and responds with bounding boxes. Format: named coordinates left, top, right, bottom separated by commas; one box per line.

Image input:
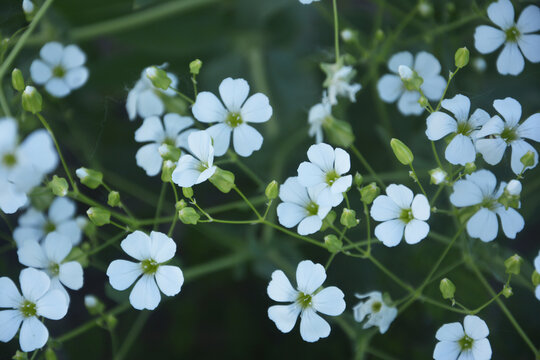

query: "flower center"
left=456, top=121, right=472, bottom=136
left=2, top=153, right=17, bottom=167
left=20, top=300, right=37, bottom=318
left=162, top=137, right=175, bottom=147
left=458, top=335, right=474, bottom=350
left=480, top=197, right=498, bottom=211
left=296, top=292, right=313, bottom=309
left=49, top=262, right=60, bottom=276
left=371, top=301, right=382, bottom=313
left=197, top=162, right=209, bottom=173
left=225, top=112, right=243, bottom=128
left=500, top=126, right=518, bottom=144
left=141, top=259, right=159, bottom=275
left=399, top=208, right=414, bottom=223
left=505, top=26, right=520, bottom=43
left=325, top=170, right=339, bottom=186
left=305, top=201, right=319, bottom=216
left=43, top=221, right=56, bottom=234
left=52, top=65, right=66, bottom=78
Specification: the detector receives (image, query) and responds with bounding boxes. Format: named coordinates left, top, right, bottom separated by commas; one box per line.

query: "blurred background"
left=1, top=0, right=539, bottom=358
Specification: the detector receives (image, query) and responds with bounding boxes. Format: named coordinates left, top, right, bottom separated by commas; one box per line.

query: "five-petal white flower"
left=370, top=184, right=430, bottom=247
left=106, top=231, right=184, bottom=310
left=0, top=268, right=68, bottom=352
left=352, top=291, right=397, bottom=334
left=450, top=170, right=524, bottom=242
left=30, top=42, right=88, bottom=98
left=377, top=51, right=446, bottom=116
left=475, top=97, right=540, bottom=174
left=474, top=0, right=540, bottom=76
left=192, top=77, right=273, bottom=157
left=426, top=94, right=490, bottom=165
left=171, top=131, right=217, bottom=188
left=434, top=315, right=492, bottom=360
left=267, top=260, right=346, bottom=343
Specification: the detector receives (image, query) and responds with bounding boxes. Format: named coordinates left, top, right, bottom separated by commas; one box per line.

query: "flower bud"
left=209, top=167, right=235, bottom=193
left=265, top=180, right=279, bottom=200
left=398, top=65, right=423, bottom=92
left=360, top=182, right=379, bottom=204
left=322, top=117, right=355, bottom=148
left=504, top=254, right=523, bottom=275
left=107, top=191, right=121, bottom=207
left=320, top=211, right=336, bottom=231
left=499, top=180, right=521, bottom=209
left=354, top=172, right=363, bottom=187
left=182, top=187, right=193, bottom=199
left=502, top=284, right=513, bottom=298
left=161, top=160, right=176, bottom=182
left=464, top=162, right=476, bottom=175
left=49, top=175, right=68, bottom=197
left=179, top=207, right=199, bottom=225
left=22, top=0, right=36, bottom=21
left=429, top=168, right=447, bottom=185
left=76, top=167, right=103, bottom=189
left=158, top=144, right=182, bottom=162
left=13, top=350, right=28, bottom=360
left=506, top=180, right=522, bottom=196
left=520, top=150, right=535, bottom=170
left=87, top=207, right=111, bottom=226
left=340, top=29, right=356, bottom=42
left=439, top=278, right=456, bottom=300
left=375, top=29, right=385, bottom=42
left=324, top=234, right=342, bottom=253
left=418, top=95, right=429, bottom=108
left=190, top=59, right=203, bottom=75
left=454, top=47, right=469, bottom=68
left=398, top=65, right=413, bottom=81
left=175, top=199, right=187, bottom=211
left=22, top=86, right=42, bottom=114
left=418, top=1, right=433, bottom=17
left=390, top=138, right=414, bottom=165
left=104, top=314, right=117, bottom=329
left=12, top=68, right=24, bottom=91
left=532, top=271, right=540, bottom=287
left=340, top=208, right=359, bottom=228
left=146, top=66, right=172, bottom=90
left=84, top=295, right=105, bottom=315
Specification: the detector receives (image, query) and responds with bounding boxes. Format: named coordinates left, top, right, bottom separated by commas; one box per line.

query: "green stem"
left=409, top=163, right=427, bottom=198
left=114, top=311, right=151, bottom=360
left=332, top=0, right=340, bottom=61
left=228, top=151, right=265, bottom=188
left=153, top=183, right=167, bottom=231
left=435, top=69, right=459, bottom=111
left=233, top=186, right=262, bottom=219
left=431, top=141, right=444, bottom=170
left=261, top=220, right=326, bottom=249
left=169, top=86, right=195, bottom=104
left=168, top=182, right=179, bottom=237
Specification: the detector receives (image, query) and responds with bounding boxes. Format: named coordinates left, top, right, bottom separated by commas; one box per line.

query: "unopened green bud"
left=324, top=234, right=342, bottom=253
left=532, top=271, right=540, bottom=287
left=504, top=254, right=523, bottom=275
left=76, top=167, right=103, bottom=189
left=322, top=118, right=355, bottom=148
left=499, top=180, right=521, bottom=209
left=22, top=86, right=42, bottom=114
left=182, top=187, right=193, bottom=199
left=44, top=349, right=57, bottom=360
left=175, top=199, right=187, bottom=211
left=161, top=160, right=176, bottom=182
left=375, top=29, right=385, bottom=42
left=13, top=350, right=28, bottom=360
left=340, top=208, right=359, bottom=228
left=190, top=59, right=203, bottom=75
left=454, top=47, right=470, bottom=68
left=22, top=0, right=36, bottom=21
left=464, top=162, right=476, bottom=175
left=179, top=207, right=199, bottom=225
left=107, top=191, right=121, bottom=207
left=320, top=211, right=336, bottom=231
left=520, top=150, right=535, bottom=170
left=354, top=172, right=363, bottom=187
left=84, top=295, right=105, bottom=315
left=439, top=278, right=456, bottom=299
left=12, top=68, right=24, bottom=91
left=265, top=180, right=279, bottom=200
left=390, top=138, right=414, bottom=165
left=418, top=95, right=429, bottom=108
left=209, top=167, right=235, bottom=193
left=429, top=168, right=447, bottom=185
left=49, top=175, right=68, bottom=197
left=146, top=66, right=171, bottom=90
left=159, top=144, right=181, bottom=162
left=105, top=314, right=117, bottom=329
left=87, top=207, right=111, bottom=226
left=502, top=284, right=513, bottom=298
left=360, top=182, right=380, bottom=204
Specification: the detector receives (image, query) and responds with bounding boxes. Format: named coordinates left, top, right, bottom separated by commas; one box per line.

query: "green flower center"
left=325, top=170, right=339, bottom=186
left=371, top=301, right=382, bottom=313
left=52, top=65, right=66, bottom=78
left=500, top=126, right=518, bottom=144
left=43, top=221, right=56, bottom=234
left=458, top=335, right=474, bottom=350
left=480, top=197, right=497, bottom=211
left=505, top=26, right=520, bottom=43
left=197, top=162, right=209, bottom=173
left=141, top=259, right=159, bottom=275
left=399, top=208, right=414, bottom=223
left=225, top=112, right=243, bottom=128
left=305, top=201, right=319, bottom=216
left=162, top=137, right=175, bottom=147
left=2, top=153, right=17, bottom=167
left=49, top=262, right=60, bottom=276
left=20, top=300, right=37, bottom=318
left=297, top=292, right=313, bottom=309
left=456, top=121, right=472, bottom=136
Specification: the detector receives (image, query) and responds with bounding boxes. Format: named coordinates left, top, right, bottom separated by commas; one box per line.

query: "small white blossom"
left=299, top=0, right=319, bottom=4
left=22, top=0, right=34, bottom=13
left=276, top=177, right=331, bottom=236
left=370, top=184, right=430, bottom=247
left=450, top=170, right=524, bottom=242
left=30, top=42, right=88, bottom=98
left=106, top=231, right=184, bottom=310
left=426, top=94, right=490, bottom=165
left=297, top=143, right=352, bottom=206
left=84, top=295, right=98, bottom=308
left=534, top=250, right=540, bottom=300
left=171, top=131, right=217, bottom=188
left=475, top=97, right=540, bottom=174
left=307, top=93, right=332, bottom=144
left=429, top=168, right=448, bottom=185
left=353, top=291, right=397, bottom=334
left=192, top=77, right=272, bottom=157
left=321, top=62, right=362, bottom=105
left=0, top=268, right=68, bottom=352
left=472, top=57, right=487, bottom=72
left=267, top=260, right=345, bottom=342
left=377, top=51, right=446, bottom=116
left=434, top=315, right=492, bottom=360
left=474, top=0, right=540, bottom=75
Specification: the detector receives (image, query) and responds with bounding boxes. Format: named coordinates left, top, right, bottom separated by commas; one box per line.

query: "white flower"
left=321, top=62, right=362, bottom=105
left=308, top=93, right=332, bottom=144
left=370, top=184, right=430, bottom=247
left=17, top=233, right=84, bottom=302
left=426, top=94, right=490, bottom=165
left=430, top=168, right=448, bottom=185
left=106, top=231, right=184, bottom=310
left=276, top=177, right=331, bottom=236
left=434, top=315, right=492, bottom=360
left=0, top=117, right=58, bottom=214
left=192, top=78, right=272, bottom=157
left=352, top=291, right=397, bottom=334
left=126, top=66, right=178, bottom=121
left=474, top=0, right=540, bottom=76
left=475, top=97, right=540, bottom=174
left=22, top=0, right=34, bottom=13
left=267, top=260, right=345, bottom=342
left=30, top=42, right=88, bottom=98
left=450, top=170, right=524, bottom=242
left=377, top=51, right=446, bottom=116
left=171, top=131, right=217, bottom=188
left=134, top=113, right=194, bottom=176
left=297, top=143, right=352, bottom=207
left=13, top=197, right=82, bottom=247
left=0, top=268, right=68, bottom=352
left=534, top=250, right=540, bottom=301
left=299, top=0, right=319, bottom=4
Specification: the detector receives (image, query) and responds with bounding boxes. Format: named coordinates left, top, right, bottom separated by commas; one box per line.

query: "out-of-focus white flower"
left=171, top=131, right=217, bottom=188
left=353, top=291, right=397, bottom=334
left=429, top=168, right=448, bottom=185
left=308, top=93, right=332, bottom=144
left=534, top=250, right=540, bottom=301
left=321, top=62, right=362, bottom=105
left=433, top=315, right=492, bottom=360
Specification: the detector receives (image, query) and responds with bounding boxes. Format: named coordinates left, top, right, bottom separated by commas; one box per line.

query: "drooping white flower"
left=106, top=231, right=184, bottom=310
left=308, top=93, right=332, bottom=144
left=352, top=291, right=397, bottom=334
left=434, top=315, right=492, bottom=360
left=276, top=177, right=331, bottom=236
left=534, top=250, right=540, bottom=301
left=30, top=42, right=88, bottom=98
left=171, top=131, right=217, bottom=188
left=267, top=260, right=345, bottom=342
left=450, top=170, right=524, bottom=242
left=297, top=143, right=352, bottom=207
left=0, top=268, right=68, bottom=352
left=377, top=51, right=446, bottom=116
left=426, top=94, right=490, bottom=165
left=134, top=113, right=194, bottom=176
left=0, top=117, right=58, bottom=214
left=126, top=66, right=179, bottom=121
left=475, top=97, right=540, bottom=174
left=13, top=197, right=82, bottom=247
left=370, top=184, right=430, bottom=247
left=17, top=233, right=84, bottom=302
left=474, top=0, right=540, bottom=76
left=192, top=77, right=272, bottom=157
left=321, top=62, right=362, bottom=105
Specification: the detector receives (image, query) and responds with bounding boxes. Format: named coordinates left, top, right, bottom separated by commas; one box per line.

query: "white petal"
left=475, top=138, right=507, bottom=165
left=463, top=315, right=489, bottom=340
left=0, top=184, right=27, bottom=214
left=126, top=87, right=138, bottom=120
left=385, top=184, right=413, bottom=209
left=494, top=97, right=522, bottom=127
left=467, top=170, right=497, bottom=197
left=510, top=139, right=538, bottom=174
left=188, top=130, right=213, bottom=162
left=135, top=116, right=165, bottom=143
left=307, top=143, right=335, bottom=172
left=299, top=307, right=331, bottom=342
left=441, top=94, right=470, bottom=122
left=476, top=115, right=505, bottom=138
left=64, top=67, right=88, bottom=89
left=296, top=260, right=326, bottom=295
left=121, top=231, right=151, bottom=261
left=19, top=317, right=48, bottom=352
left=206, top=123, right=232, bottom=156
left=474, top=26, right=506, bottom=54
left=330, top=175, right=351, bottom=194
left=192, top=92, right=227, bottom=123
left=426, top=112, right=458, bottom=140
left=17, top=240, right=47, bottom=268
left=370, top=195, right=401, bottom=221
left=421, top=75, right=446, bottom=101
left=0, top=117, right=17, bottom=153
left=61, top=45, right=86, bottom=68
left=374, top=219, right=405, bottom=247
left=20, top=268, right=50, bottom=302
left=56, top=220, right=82, bottom=246
left=277, top=203, right=307, bottom=228
left=518, top=34, right=540, bottom=63
left=18, top=129, right=58, bottom=174
left=414, top=51, right=441, bottom=78
left=197, top=166, right=216, bottom=184
left=129, top=275, right=161, bottom=310
left=40, top=42, right=63, bottom=65
left=467, top=208, right=498, bottom=242
left=267, top=270, right=298, bottom=302
left=155, top=265, right=183, bottom=296
left=136, top=144, right=162, bottom=176
left=0, top=310, right=23, bottom=342
left=495, top=207, right=524, bottom=239
left=469, top=108, right=491, bottom=128
left=297, top=215, right=323, bottom=235
left=49, top=197, right=75, bottom=224
left=106, top=260, right=142, bottom=291
left=433, top=340, right=461, bottom=360
left=59, top=261, right=83, bottom=290
left=149, top=231, right=176, bottom=263
left=377, top=74, right=403, bottom=103
left=436, top=322, right=464, bottom=341
left=219, top=78, right=249, bottom=111
left=268, top=304, right=301, bottom=334
left=388, top=51, right=413, bottom=73
left=171, top=155, right=201, bottom=187
left=496, top=43, right=525, bottom=76
left=0, top=278, right=23, bottom=308
left=397, top=91, right=423, bottom=116
left=241, top=93, right=272, bottom=123
left=445, top=134, right=476, bottom=165
left=36, top=289, right=67, bottom=320
left=487, top=0, right=515, bottom=29
left=411, top=194, right=430, bottom=221
left=334, top=148, right=351, bottom=175
left=278, top=177, right=310, bottom=206
left=312, top=286, right=345, bottom=316
left=19, top=208, right=46, bottom=227
left=30, top=60, right=52, bottom=85
left=517, top=5, right=540, bottom=33
left=137, top=90, right=164, bottom=119
left=297, top=162, right=325, bottom=188
left=517, top=113, right=540, bottom=142
left=163, top=113, right=193, bottom=138
left=472, top=338, right=492, bottom=360
left=404, top=219, right=429, bottom=244
left=45, top=78, right=70, bottom=98
left=316, top=187, right=343, bottom=207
